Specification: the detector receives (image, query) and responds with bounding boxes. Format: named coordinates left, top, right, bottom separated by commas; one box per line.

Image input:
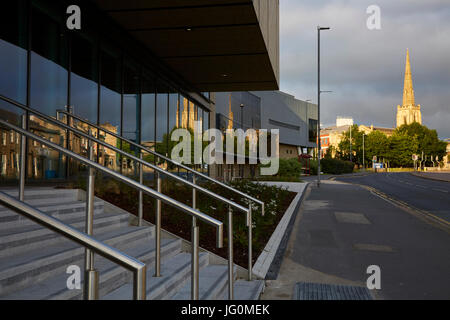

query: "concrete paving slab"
left=335, top=212, right=371, bottom=225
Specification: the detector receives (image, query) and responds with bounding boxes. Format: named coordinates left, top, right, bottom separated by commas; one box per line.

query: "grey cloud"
left=279, top=0, right=450, bottom=138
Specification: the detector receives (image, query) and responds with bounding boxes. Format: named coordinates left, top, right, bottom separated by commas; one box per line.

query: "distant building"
left=252, top=91, right=318, bottom=159
left=320, top=118, right=395, bottom=158
left=213, top=91, right=318, bottom=181
left=445, top=139, right=450, bottom=169
left=320, top=123, right=352, bottom=158
left=396, top=49, right=423, bottom=127
left=336, top=117, right=354, bottom=127
left=359, top=125, right=395, bottom=137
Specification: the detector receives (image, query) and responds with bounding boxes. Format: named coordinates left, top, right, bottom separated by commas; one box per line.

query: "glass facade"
left=215, top=92, right=261, bottom=132
left=0, top=0, right=210, bottom=182
left=309, top=119, right=318, bottom=143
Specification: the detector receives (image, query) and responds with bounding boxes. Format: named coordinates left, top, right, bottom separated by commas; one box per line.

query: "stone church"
left=396, top=49, right=422, bottom=127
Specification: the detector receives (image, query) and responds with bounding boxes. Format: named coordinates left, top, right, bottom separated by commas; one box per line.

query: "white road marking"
left=432, top=188, right=448, bottom=193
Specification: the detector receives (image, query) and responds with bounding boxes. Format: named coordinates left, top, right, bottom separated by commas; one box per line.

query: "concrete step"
left=104, top=252, right=209, bottom=300
left=0, top=200, right=104, bottom=230
left=170, top=264, right=237, bottom=300
left=0, top=211, right=129, bottom=258
left=2, top=237, right=182, bottom=300
left=0, top=188, right=260, bottom=301
left=0, top=225, right=154, bottom=297
left=225, top=280, right=265, bottom=300
left=1, top=189, right=78, bottom=206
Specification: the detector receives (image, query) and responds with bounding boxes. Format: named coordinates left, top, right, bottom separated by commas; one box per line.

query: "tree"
left=396, top=123, right=447, bottom=165
left=386, top=133, right=419, bottom=167
left=337, top=125, right=364, bottom=165
left=364, top=131, right=389, bottom=166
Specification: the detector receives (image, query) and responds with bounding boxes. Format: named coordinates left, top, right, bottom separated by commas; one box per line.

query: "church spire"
left=402, top=48, right=415, bottom=106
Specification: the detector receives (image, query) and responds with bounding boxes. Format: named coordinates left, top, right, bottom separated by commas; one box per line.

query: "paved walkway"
left=256, top=181, right=308, bottom=192
left=300, top=171, right=374, bottom=183
left=260, top=180, right=450, bottom=300
left=411, top=171, right=450, bottom=182
left=252, top=182, right=307, bottom=279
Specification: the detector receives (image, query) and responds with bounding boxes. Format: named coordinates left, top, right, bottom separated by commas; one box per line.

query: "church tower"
left=396, top=49, right=422, bottom=127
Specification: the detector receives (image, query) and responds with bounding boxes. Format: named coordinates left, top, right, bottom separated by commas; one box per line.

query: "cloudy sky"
left=279, top=0, right=450, bottom=138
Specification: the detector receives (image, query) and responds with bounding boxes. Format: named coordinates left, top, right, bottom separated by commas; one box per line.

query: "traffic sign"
left=373, top=163, right=383, bottom=169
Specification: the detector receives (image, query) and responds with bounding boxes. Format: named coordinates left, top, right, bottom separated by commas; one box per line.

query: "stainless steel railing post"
left=47, top=107, right=265, bottom=219
left=0, top=118, right=227, bottom=301
left=138, top=152, right=144, bottom=227
left=84, top=130, right=98, bottom=300
left=19, top=114, right=27, bottom=201
left=0, top=191, right=147, bottom=301
left=228, top=206, right=234, bottom=300
left=154, top=172, right=162, bottom=277
left=191, top=217, right=199, bottom=300
left=134, top=266, right=147, bottom=300
left=248, top=203, right=253, bottom=281
left=191, top=176, right=199, bottom=300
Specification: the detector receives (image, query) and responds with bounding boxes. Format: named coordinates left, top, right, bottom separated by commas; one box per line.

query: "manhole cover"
left=294, top=282, right=373, bottom=300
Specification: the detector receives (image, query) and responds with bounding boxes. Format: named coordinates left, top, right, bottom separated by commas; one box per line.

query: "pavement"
left=252, top=182, right=307, bottom=280
left=411, top=171, right=450, bottom=182
left=300, top=171, right=373, bottom=183
left=335, top=172, right=450, bottom=225
left=260, top=179, right=450, bottom=300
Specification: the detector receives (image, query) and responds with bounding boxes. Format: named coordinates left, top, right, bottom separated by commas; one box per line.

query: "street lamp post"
left=240, top=104, right=244, bottom=130
left=317, top=26, right=330, bottom=188
left=362, top=133, right=366, bottom=170
left=349, top=125, right=352, bottom=163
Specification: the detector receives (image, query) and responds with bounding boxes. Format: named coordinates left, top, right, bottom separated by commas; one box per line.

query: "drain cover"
left=294, top=282, right=373, bottom=300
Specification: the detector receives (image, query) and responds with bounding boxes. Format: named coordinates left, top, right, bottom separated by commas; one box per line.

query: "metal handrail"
left=0, top=118, right=226, bottom=299
left=0, top=96, right=248, bottom=219
left=0, top=191, right=147, bottom=300
left=0, top=119, right=224, bottom=246
left=58, top=108, right=260, bottom=286
left=56, top=108, right=265, bottom=215
left=0, top=93, right=251, bottom=297
left=58, top=107, right=263, bottom=284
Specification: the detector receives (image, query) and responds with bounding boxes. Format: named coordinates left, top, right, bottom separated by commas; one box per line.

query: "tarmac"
left=260, top=179, right=450, bottom=300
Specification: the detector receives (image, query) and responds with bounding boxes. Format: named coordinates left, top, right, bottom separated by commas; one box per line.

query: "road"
left=334, top=172, right=450, bottom=225
left=261, top=179, right=450, bottom=300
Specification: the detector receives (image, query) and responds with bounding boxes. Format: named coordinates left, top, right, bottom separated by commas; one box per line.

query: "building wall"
left=279, top=144, right=299, bottom=160
left=253, top=0, right=280, bottom=86
left=0, top=0, right=212, bottom=182
left=396, top=105, right=422, bottom=127
left=251, top=91, right=318, bottom=150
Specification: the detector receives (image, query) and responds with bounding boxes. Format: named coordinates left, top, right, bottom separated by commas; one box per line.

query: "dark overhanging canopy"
left=91, top=0, right=280, bottom=92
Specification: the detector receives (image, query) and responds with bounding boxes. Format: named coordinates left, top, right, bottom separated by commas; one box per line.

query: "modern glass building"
left=215, top=92, right=262, bottom=132
left=0, top=0, right=280, bottom=182
left=212, top=91, right=317, bottom=181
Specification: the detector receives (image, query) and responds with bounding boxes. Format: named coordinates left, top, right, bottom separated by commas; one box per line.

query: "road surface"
left=334, top=172, right=450, bottom=225
left=261, top=179, right=450, bottom=300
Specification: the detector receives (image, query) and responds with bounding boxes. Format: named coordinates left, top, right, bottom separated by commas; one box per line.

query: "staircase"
left=0, top=188, right=264, bottom=300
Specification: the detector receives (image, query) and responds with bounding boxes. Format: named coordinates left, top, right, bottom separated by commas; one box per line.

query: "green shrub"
left=259, top=158, right=303, bottom=180
left=320, top=158, right=354, bottom=174
left=75, top=174, right=295, bottom=268
left=278, top=158, right=302, bottom=177
left=309, top=159, right=318, bottom=175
